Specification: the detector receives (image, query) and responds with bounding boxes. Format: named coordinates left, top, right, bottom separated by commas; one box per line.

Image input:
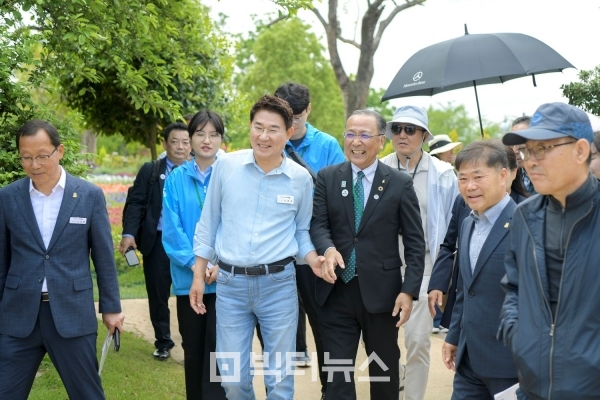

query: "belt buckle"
left=245, top=267, right=258, bottom=276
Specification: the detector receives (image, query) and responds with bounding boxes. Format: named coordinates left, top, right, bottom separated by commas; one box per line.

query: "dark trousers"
left=296, top=263, right=326, bottom=390
left=143, top=231, right=174, bottom=350
left=319, top=278, right=400, bottom=400
left=451, top=349, right=519, bottom=400
left=0, top=302, right=104, bottom=400
left=176, top=294, right=226, bottom=400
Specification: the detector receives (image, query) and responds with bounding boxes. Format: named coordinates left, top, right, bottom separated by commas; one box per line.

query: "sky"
left=206, top=0, right=600, bottom=130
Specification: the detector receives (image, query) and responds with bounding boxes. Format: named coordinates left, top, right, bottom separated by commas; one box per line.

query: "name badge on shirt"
left=69, top=217, right=87, bottom=225
left=277, top=195, right=294, bottom=205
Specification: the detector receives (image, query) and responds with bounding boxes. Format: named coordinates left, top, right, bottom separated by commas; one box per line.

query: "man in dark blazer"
left=0, top=120, right=124, bottom=399
left=310, top=109, right=425, bottom=399
left=121, top=122, right=190, bottom=360
left=442, top=141, right=518, bottom=399
left=428, top=194, right=471, bottom=329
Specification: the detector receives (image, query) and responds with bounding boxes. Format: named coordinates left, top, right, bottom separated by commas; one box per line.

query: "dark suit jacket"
left=428, top=194, right=471, bottom=328
left=0, top=174, right=121, bottom=338
left=310, top=161, right=425, bottom=314
left=122, top=158, right=167, bottom=256
left=445, top=198, right=517, bottom=379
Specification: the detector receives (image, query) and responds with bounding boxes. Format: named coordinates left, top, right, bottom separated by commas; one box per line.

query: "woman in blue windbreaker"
left=162, top=110, right=226, bottom=400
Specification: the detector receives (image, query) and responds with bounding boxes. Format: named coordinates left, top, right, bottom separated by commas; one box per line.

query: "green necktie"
left=341, top=171, right=364, bottom=283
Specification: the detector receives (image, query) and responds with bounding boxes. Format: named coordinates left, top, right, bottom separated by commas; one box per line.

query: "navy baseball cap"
left=502, top=102, right=593, bottom=146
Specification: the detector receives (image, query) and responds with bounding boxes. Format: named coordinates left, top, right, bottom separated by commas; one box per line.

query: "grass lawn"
left=29, top=329, right=186, bottom=399
left=93, top=266, right=148, bottom=300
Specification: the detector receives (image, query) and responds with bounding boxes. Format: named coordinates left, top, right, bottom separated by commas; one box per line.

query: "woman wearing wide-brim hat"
left=428, top=134, right=463, bottom=165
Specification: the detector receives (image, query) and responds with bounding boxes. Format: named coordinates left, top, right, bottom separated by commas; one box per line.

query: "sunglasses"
left=390, top=124, right=424, bottom=136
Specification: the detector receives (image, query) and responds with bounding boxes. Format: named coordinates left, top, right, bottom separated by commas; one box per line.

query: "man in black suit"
left=310, top=110, right=425, bottom=399
left=121, top=122, right=190, bottom=360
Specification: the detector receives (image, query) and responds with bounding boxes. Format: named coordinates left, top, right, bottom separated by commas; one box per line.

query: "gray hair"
left=349, top=109, right=386, bottom=136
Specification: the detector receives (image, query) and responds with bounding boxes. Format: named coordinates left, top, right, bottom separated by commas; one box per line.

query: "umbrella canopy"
left=382, top=26, right=575, bottom=136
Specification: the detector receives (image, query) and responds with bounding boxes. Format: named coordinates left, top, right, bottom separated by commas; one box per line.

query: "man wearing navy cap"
left=499, top=102, right=600, bottom=400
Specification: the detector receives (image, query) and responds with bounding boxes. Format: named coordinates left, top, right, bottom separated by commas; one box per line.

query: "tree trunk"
left=146, top=124, right=158, bottom=160
left=80, top=129, right=97, bottom=154
left=312, top=0, right=426, bottom=119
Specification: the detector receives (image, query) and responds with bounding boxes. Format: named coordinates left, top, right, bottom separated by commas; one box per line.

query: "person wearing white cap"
left=428, top=134, right=462, bottom=165
left=380, top=105, right=459, bottom=400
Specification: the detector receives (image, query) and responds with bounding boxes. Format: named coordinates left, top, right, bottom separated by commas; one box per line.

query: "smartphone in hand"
left=124, top=246, right=140, bottom=266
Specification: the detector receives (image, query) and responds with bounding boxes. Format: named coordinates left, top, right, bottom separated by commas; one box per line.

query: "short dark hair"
left=16, top=119, right=61, bottom=151
left=455, top=140, right=508, bottom=172
left=188, top=111, right=225, bottom=139
left=349, top=109, right=386, bottom=136
left=163, top=122, right=188, bottom=141
left=274, top=82, right=310, bottom=115
left=511, top=115, right=531, bottom=128
left=502, top=141, right=529, bottom=198
left=250, top=95, right=293, bottom=130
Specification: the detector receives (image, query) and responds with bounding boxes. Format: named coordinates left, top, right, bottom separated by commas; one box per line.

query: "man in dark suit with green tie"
left=310, top=110, right=425, bottom=399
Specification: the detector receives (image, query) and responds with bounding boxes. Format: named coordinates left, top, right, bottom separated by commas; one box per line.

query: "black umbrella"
left=382, top=25, right=575, bottom=137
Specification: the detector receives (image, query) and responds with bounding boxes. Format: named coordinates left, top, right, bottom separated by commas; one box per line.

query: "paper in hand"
left=98, top=330, right=113, bottom=375
left=494, top=383, right=519, bottom=400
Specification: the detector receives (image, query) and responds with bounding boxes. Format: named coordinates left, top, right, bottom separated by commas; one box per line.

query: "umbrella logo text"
left=413, top=71, right=423, bottom=81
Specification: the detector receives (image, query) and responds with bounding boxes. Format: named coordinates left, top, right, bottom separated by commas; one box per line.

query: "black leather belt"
left=219, top=257, right=295, bottom=276
left=41, top=292, right=49, bottom=302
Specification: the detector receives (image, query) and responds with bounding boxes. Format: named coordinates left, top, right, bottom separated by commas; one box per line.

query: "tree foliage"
left=427, top=102, right=501, bottom=144
left=2, top=0, right=233, bottom=159
left=0, top=19, right=88, bottom=186
left=562, top=66, right=600, bottom=116
left=232, top=16, right=346, bottom=148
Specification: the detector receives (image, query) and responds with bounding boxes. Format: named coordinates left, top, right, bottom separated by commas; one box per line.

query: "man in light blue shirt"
left=190, top=95, right=324, bottom=400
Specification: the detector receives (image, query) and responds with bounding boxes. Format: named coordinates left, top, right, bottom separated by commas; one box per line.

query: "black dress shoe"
left=153, top=348, right=170, bottom=361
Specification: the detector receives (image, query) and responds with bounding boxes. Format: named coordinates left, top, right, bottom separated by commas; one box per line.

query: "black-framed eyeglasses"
left=390, top=124, right=424, bottom=136
left=519, top=141, right=576, bottom=161
left=19, top=147, right=58, bottom=166
left=343, top=132, right=384, bottom=141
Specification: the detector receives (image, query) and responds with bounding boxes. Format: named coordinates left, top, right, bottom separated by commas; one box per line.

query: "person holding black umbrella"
left=380, top=106, right=459, bottom=400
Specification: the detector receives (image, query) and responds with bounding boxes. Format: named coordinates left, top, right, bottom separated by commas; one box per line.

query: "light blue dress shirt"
left=468, top=194, right=510, bottom=272
left=193, top=149, right=315, bottom=266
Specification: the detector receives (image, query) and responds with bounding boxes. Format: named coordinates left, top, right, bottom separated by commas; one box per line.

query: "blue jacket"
left=286, top=122, right=345, bottom=173
left=162, top=160, right=216, bottom=295
left=499, top=175, right=600, bottom=399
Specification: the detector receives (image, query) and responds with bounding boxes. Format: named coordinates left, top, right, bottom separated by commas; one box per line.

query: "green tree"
left=366, top=87, right=395, bottom=121
left=3, top=0, right=233, bottom=159
left=233, top=16, right=345, bottom=148
left=562, top=66, right=600, bottom=115
left=426, top=102, right=501, bottom=145
left=0, top=20, right=87, bottom=186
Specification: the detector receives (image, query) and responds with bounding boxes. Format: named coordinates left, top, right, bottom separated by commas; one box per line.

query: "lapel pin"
left=374, top=194, right=380, bottom=200
left=504, top=222, right=509, bottom=228
left=341, top=180, right=347, bottom=188
left=160, top=174, right=166, bottom=180
left=342, top=189, right=349, bottom=197
left=378, top=186, right=383, bottom=191
left=73, top=193, right=77, bottom=198
left=382, top=179, right=385, bottom=183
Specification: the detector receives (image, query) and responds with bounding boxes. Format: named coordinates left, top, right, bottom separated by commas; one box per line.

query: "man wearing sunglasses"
left=499, top=103, right=600, bottom=400
left=380, top=106, right=459, bottom=400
